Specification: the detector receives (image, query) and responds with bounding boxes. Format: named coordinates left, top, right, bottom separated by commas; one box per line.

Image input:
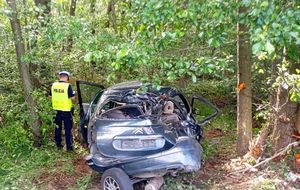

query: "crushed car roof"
left=99, top=81, right=180, bottom=106
left=108, top=81, right=143, bottom=90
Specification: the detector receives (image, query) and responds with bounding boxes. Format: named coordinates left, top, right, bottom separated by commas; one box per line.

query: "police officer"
left=50, top=71, right=75, bottom=151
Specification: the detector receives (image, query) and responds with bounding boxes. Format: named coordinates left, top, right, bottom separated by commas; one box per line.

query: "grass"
left=70, top=174, right=93, bottom=190
left=201, top=107, right=236, bottom=160
left=161, top=174, right=199, bottom=190
left=0, top=143, right=79, bottom=189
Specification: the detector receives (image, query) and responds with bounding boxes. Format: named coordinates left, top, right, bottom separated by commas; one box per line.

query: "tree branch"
left=230, top=141, right=300, bottom=175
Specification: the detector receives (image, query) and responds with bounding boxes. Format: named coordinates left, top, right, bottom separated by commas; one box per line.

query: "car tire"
left=101, top=168, right=133, bottom=190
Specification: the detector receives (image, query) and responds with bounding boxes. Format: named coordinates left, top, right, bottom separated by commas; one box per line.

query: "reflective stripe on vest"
left=51, top=82, right=72, bottom=111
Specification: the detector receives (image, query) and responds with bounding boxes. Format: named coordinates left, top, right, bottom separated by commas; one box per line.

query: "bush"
left=183, top=79, right=236, bottom=107
left=0, top=125, right=33, bottom=158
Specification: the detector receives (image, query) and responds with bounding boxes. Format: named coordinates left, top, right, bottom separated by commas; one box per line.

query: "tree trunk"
left=69, top=0, right=76, bottom=16
left=236, top=5, right=252, bottom=156
left=271, top=50, right=299, bottom=152
left=107, top=0, right=117, bottom=33
left=29, top=0, right=51, bottom=88
left=250, top=58, right=279, bottom=157
left=296, top=109, right=300, bottom=134
left=7, top=0, right=41, bottom=146
left=64, top=0, right=76, bottom=52
left=90, top=0, right=96, bottom=34
left=272, top=85, right=298, bottom=152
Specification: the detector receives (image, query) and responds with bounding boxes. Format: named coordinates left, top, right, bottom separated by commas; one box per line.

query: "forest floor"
left=30, top=127, right=300, bottom=190
left=1, top=107, right=300, bottom=190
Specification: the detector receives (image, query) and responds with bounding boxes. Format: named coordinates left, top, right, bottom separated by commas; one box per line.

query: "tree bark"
left=64, top=0, right=76, bottom=52
left=236, top=5, right=252, bottom=156
left=90, top=0, right=96, bottom=34
left=250, top=58, right=279, bottom=157
left=271, top=85, right=298, bottom=152
left=296, top=109, right=300, bottom=134
left=107, top=0, right=117, bottom=33
left=7, top=0, right=41, bottom=146
left=89, top=0, right=97, bottom=69
left=271, top=50, right=299, bottom=152
left=69, top=0, right=76, bottom=16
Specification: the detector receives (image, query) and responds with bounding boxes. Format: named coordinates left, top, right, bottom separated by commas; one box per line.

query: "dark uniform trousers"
left=54, top=111, right=73, bottom=151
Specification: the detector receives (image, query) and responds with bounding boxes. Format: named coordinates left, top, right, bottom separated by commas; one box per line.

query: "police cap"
left=59, top=71, right=71, bottom=77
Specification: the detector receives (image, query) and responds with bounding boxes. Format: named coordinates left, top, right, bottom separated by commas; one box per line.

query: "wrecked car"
left=76, top=81, right=219, bottom=190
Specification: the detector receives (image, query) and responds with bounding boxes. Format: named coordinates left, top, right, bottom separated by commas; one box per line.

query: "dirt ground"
left=33, top=158, right=91, bottom=190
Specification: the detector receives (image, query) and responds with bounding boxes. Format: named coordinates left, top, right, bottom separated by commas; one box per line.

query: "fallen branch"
left=292, top=135, right=300, bottom=139
left=230, top=141, right=300, bottom=175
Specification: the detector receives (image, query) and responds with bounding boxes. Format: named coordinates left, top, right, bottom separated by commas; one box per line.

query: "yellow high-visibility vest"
left=51, top=82, right=72, bottom=111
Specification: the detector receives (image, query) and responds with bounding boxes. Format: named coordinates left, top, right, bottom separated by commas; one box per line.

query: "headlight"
left=112, top=135, right=165, bottom=151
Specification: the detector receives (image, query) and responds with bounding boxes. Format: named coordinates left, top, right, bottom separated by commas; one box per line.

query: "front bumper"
left=86, top=137, right=201, bottom=177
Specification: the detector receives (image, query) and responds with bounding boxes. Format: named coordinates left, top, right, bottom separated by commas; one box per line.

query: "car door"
left=76, top=80, right=104, bottom=144
left=188, top=96, right=219, bottom=141
left=191, top=96, right=220, bottom=125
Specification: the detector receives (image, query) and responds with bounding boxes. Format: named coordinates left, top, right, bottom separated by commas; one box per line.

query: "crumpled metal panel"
left=94, top=118, right=174, bottom=157
left=86, top=137, right=201, bottom=177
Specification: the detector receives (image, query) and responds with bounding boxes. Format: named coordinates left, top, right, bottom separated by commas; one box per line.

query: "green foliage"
left=287, top=70, right=300, bottom=102
left=32, top=90, right=56, bottom=143
left=106, top=0, right=237, bottom=84
left=212, top=108, right=236, bottom=133
left=201, top=108, right=236, bottom=160
left=0, top=141, right=79, bottom=189
left=0, top=125, right=32, bottom=158
left=245, top=0, right=300, bottom=126
left=161, top=174, right=199, bottom=190
left=245, top=0, right=300, bottom=57
left=0, top=0, right=299, bottom=188
left=251, top=179, right=276, bottom=190
left=183, top=79, right=235, bottom=103
left=72, top=174, right=93, bottom=190
left=201, top=139, right=218, bottom=160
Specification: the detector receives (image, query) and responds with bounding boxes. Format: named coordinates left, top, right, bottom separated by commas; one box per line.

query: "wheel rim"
left=104, top=176, right=120, bottom=190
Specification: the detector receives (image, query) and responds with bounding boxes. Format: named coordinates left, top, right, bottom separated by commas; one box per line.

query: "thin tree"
left=69, top=0, right=76, bottom=16
left=236, top=3, right=252, bottom=156
left=6, top=0, right=42, bottom=146
left=28, top=0, right=51, bottom=87
left=107, top=0, right=117, bottom=33
left=64, top=0, right=77, bottom=52
left=271, top=50, right=298, bottom=152
left=90, top=0, right=96, bottom=34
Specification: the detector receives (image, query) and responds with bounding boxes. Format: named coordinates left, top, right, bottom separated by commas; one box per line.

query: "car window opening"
left=100, top=105, right=144, bottom=119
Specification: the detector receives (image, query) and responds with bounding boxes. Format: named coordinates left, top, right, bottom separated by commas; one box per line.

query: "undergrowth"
left=0, top=146, right=77, bottom=189
left=0, top=124, right=79, bottom=189
left=161, top=174, right=198, bottom=190
left=201, top=107, right=236, bottom=160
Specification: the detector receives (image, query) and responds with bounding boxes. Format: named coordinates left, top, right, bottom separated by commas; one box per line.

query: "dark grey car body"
left=77, top=81, right=219, bottom=179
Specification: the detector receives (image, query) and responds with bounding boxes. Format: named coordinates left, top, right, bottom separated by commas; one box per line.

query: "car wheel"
left=101, top=168, right=133, bottom=190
